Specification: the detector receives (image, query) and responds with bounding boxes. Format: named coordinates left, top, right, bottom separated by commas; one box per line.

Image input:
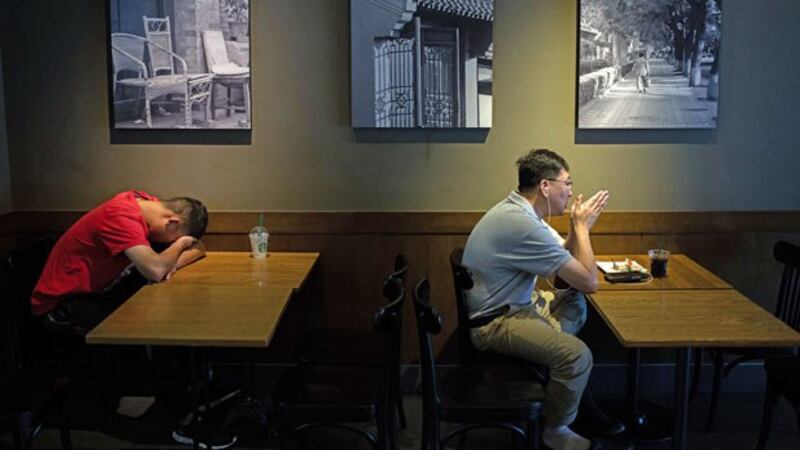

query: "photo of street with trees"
left=577, top=0, right=721, bottom=129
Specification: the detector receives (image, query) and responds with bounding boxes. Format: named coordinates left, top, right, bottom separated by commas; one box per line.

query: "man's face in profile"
left=548, top=169, right=573, bottom=215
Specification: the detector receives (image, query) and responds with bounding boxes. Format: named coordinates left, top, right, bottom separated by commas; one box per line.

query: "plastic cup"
left=249, top=226, right=269, bottom=259
left=648, top=249, right=670, bottom=278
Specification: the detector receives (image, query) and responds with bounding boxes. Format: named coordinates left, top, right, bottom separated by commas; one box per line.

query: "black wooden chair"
left=449, top=248, right=548, bottom=383
left=271, top=275, right=404, bottom=450
left=756, top=354, right=800, bottom=450
left=697, top=240, right=800, bottom=432
left=1, top=238, right=72, bottom=450
left=292, top=254, right=408, bottom=429
left=413, top=278, right=544, bottom=450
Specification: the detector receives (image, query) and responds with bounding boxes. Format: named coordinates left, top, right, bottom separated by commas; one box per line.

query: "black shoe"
left=172, top=426, right=237, bottom=450
left=589, top=440, right=607, bottom=450
left=578, top=394, right=626, bottom=437
left=16, top=411, right=43, bottom=445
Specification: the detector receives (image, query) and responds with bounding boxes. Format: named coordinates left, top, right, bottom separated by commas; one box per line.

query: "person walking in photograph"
left=632, top=52, right=650, bottom=93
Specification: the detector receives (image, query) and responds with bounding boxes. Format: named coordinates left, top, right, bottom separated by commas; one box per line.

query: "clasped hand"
left=570, top=190, right=609, bottom=230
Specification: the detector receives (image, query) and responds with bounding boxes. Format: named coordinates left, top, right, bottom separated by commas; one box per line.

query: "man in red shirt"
left=32, top=190, right=208, bottom=334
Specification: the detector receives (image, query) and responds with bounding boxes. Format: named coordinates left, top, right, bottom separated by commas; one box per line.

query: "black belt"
left=467, top=305, right=510, bottom=328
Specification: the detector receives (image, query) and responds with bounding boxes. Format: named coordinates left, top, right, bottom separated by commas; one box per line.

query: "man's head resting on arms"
left=144, top=197, right=208, bottom=244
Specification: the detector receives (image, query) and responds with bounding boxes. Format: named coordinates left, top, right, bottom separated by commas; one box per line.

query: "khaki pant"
left=471, top=289, right=591, bottom=426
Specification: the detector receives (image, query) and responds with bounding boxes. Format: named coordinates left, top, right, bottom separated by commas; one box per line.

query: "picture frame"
left=576, top=0, right=722, bottom=130
left=350, top=0, right=494, bottom=138
left=106, top=0, right=252, bottom=143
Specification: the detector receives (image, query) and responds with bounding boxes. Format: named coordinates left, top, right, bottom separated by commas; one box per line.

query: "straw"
left=258, top=212, right=263, bottom=227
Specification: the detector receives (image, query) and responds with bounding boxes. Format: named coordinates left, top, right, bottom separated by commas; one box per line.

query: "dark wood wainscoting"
left=2, top=211, right=799, bottom=364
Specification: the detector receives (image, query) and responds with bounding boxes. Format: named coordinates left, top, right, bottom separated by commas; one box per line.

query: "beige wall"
left=0, top=48, right=11, bottom=214
left=2, top=0, right=799, bottom=212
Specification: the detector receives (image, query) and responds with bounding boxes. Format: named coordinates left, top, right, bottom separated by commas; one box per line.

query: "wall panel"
left=2, top=210, right=798, bottom=363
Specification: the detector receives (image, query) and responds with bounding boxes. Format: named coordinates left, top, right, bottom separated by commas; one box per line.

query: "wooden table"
left=590, top=254, right=800, bottom=450
left=596, top=254, right=731, bottom=291
left=86, top=252, right=319, bottom=450
left=87, top=252, right=319, bottom=347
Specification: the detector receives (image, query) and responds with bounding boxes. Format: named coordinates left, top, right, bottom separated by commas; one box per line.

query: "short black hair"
left=162, top=197, right=208, bottom=239
left=516, top=148, right=569, bottom=193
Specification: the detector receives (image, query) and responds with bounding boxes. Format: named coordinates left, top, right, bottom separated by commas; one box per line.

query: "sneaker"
left=172, top=425, right=237, bottom=450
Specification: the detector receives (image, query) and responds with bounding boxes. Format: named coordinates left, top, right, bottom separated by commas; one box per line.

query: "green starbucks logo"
left=258, top=242, right=267, bottom=253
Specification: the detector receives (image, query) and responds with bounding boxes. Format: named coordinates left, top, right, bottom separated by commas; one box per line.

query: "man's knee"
left=554, top=291, right=588, bottom=334
left=550, top=335, right=593, bottom=377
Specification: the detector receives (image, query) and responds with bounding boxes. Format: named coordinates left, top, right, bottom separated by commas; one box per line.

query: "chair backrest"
left=413, top=278, right=444, bottom=426
left=774, top=241, right=800, bottom=332
left=143, top=16, right=175, bottom=75
left=374, top=276, right=405, bottom=422
left=202, top=30, right=249, bottom=76
left=384, top=253, right=408, bottom=365
left=449, top=247, right=477, bottom=364
left=6, top=237, right=55, bottom=369
left=111, top=33, right=148, bottom=80
left=202, top=30, right=232, bottom=72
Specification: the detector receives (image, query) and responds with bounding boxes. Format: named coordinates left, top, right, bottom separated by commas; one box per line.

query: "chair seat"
left=295, top=329, right=384, bottom=366
left=210, top=63, right=249, bottom=76
left=272, top=365, right=380, bottom=423
left=0, top=372, right=69, bottom=416
left=470, top=350, right=550, bottom=384
left=718, top=347, right=795, bottom=358
left=117, top=75, right=189, bottom=99
left=439, top=364, right=545, bottom=423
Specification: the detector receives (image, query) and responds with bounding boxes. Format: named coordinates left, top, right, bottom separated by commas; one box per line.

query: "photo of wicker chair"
left=111, top=32, right=212, bottom=129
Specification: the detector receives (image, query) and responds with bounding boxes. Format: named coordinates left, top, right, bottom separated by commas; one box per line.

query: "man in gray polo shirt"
left=463, top=148, right=610, bottom=450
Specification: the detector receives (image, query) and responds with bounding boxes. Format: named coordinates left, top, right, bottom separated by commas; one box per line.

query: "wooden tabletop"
left=596, top=254, right=730, bottom=290
left=589, top=254, right=800, bottom=348
left=590, top=289, right=800, bottom=348
left=86, top=252, right=319, bottom=348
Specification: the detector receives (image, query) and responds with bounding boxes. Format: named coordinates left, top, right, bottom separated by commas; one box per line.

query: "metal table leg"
left=618, top=348, right=672, bottom=445
left=672, top=348, right=691, bottom=450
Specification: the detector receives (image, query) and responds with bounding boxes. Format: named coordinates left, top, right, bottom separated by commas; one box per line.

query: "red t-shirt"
left=31, top=190, right=157, bottom=315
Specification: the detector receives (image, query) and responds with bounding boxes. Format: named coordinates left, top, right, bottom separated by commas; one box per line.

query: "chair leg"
left=184, top=93, right=191, bottom=128
left=456, top=430, right=468, bottom=450
left=704, top=349, right=723, bottom=432
left=793, top=402, right=800, bottom=436
left=12, top=423, right=25, bottom=450
left=756, top=382, right=778, bottom=450
left=243, top=81, right=251, bottom=124
left=145, top=98, right=153, bottom=128
left=526, top=420, right=539, bottom=450
left=690, top=347, right=703, bottom=400
left=394, top=377, right=407, bottom=429
left=59, top=390, right=73, bottom=450
left=510, top=429, right=524, bottom=450
left=375, top=396, right=393, bottom=450
left=226, top=86, right=232, bottom=117
left=210, top=83, right=217, bottom=120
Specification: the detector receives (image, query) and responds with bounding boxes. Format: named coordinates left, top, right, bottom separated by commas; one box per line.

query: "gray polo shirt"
left=462, top=191, right=572, bottom=320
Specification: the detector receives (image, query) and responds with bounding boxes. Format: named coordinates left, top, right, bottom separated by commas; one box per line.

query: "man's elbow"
left=583, top=278, right=599, bottom=294
left=137, top=265, right=168, bottom=282
left=573, top=276, right=598, bottom=294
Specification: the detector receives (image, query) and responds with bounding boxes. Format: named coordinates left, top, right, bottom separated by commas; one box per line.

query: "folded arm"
left=124, top=236, right=198, bottom=282
left=176, top=240, right=206, bottom=270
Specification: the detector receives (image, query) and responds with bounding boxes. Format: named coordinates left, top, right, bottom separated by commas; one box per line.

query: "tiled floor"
left=19, top=390, right=800, bottom=450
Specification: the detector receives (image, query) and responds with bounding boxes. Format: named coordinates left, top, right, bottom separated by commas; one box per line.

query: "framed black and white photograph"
left=350, top=0, right=494, bottom=129
left=108, top=0, right=250, bottom=130
left=577, top=0, right=721, bottom=129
